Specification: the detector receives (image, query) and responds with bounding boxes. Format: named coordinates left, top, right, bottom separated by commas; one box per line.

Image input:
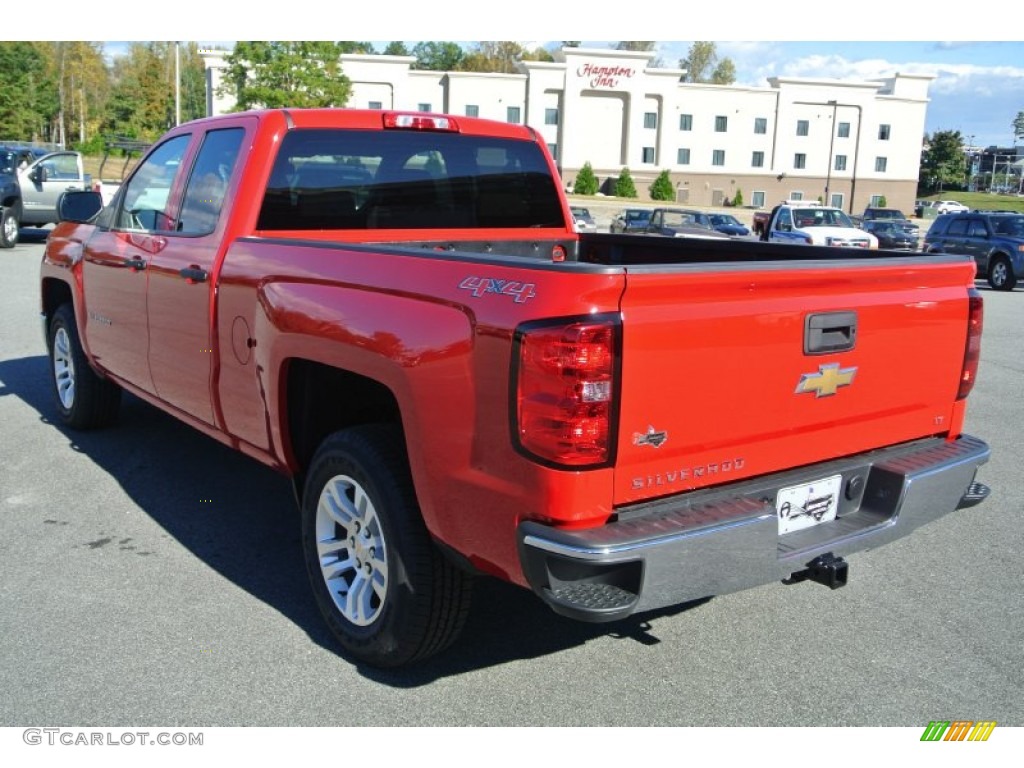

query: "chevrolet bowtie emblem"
left=795, top=363, right=857, bottom=398
left=634, top=426, right=668, bottom=448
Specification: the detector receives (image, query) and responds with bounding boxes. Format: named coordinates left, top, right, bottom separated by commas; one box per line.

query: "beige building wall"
left=200, top=46, right=933, bottom=214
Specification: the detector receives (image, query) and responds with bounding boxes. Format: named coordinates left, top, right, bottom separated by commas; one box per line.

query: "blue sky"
left=92, top=1, right=1024, bottom=148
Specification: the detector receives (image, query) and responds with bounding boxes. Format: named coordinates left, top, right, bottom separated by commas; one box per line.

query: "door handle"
left=124, top=258, right=147, bottom=271
left=804, top=311, right=857, bottom=354
left=179, top=266, right=208, bottom=284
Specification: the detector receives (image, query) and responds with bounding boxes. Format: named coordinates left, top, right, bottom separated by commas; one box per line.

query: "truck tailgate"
left=614, top=257, right=975, bottom=506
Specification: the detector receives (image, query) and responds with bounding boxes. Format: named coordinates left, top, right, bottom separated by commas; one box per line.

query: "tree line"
left=0, top=41, right=737, bottom=147
left=0, top=41, right=207, bottom=150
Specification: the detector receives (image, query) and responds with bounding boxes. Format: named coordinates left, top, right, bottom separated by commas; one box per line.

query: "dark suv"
left=924, top=212, right=1024, bottom=291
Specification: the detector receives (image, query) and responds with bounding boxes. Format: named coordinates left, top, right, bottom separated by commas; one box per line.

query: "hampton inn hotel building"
left=201, top=46, right=933, bottom=213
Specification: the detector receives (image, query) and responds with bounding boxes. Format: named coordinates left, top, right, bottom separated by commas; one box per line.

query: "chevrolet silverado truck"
left=40, top=109, right=991, bottom=667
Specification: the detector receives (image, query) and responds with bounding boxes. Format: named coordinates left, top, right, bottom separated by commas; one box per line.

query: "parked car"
left=570, top=206, right=598, bottom=233
left=859, top=207, right=919, bottom=237
left=708, top=213, right=752, bottom=238
left=0, top=146, right=88, bottom=247
left=644, top=208, right=729, bottom=239
left=610, top=207, right=652, bottom=233
left=924, top=211, right=1024, bottom=290
left=861, top=220, right=919, bottom=251
left=934, top=200, right=970, bottom=215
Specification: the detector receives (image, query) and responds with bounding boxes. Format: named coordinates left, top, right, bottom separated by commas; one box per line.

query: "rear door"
left=612, top=257, right=975, bottom=506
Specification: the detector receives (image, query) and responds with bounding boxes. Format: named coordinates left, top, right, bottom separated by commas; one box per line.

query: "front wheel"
left=301, top=425, right=472, bottom=667
left=0, top=208, right=19, bottom=248
left=988, top=256, right=1017, bottom=291
left=48, top=304, right=121, bottom=428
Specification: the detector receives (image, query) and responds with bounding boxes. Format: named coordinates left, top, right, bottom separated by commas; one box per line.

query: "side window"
left=967, top=220, right=988, bottom=238
left=177, top=128, right=245, bottom=235
left=117, top=135, right=191, bottom=231
left=777, top=209, right=792, bottom=229
left=947, top=219, right=968, bottom=237
left=41, top=153, right=81, bottom=181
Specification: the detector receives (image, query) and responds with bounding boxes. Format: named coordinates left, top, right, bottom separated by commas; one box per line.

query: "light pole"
left=796, top=99, right=862, bottom=213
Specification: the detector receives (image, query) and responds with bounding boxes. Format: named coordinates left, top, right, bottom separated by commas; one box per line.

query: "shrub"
left=614, top=167, right=638, bottom=198
left=877, top=195, right=888, bottom=207
left=732, top=188, right=744, bottom=207
left=574, top=162, right=599, bottom=196
left=649, top=169, right=675, bottom=201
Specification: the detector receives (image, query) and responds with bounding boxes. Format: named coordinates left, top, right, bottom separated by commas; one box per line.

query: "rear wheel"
left=301, top=425, right=472, bottom=667
left=48, top=304, right=121, bottom=428
left=988, top=256, right=1017, bottom=291
left=0, top=208, right=19, bottom=248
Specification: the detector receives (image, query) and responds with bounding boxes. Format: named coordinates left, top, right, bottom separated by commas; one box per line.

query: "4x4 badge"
left=633, top=426, right=668, bottom=448
left=796, top=363, right=857, bottom=398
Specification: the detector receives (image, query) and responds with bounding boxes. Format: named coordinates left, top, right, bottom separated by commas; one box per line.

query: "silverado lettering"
left=40, top=108, right=991, bottom=668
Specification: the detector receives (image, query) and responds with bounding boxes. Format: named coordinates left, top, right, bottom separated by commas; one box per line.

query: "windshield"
left=662, top=211, right=699, bottom=228
left=626, top=210, right=650, bottom=222
left=0, top=151, right=16, bottom=175
left=710, top=214, right=740, bottom=226
left=793, top=208, right=855, bottom=228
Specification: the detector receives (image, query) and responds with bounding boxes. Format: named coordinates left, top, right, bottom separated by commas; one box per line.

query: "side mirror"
left=30, top=165, right=47, bottom=183
left=58, top=190, right=103, bottom=223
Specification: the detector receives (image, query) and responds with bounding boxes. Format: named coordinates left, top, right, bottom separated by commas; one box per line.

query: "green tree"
left=614, top=167, right=637, bottom=198
left=649, top=169, right=675, bottom=201
left=0, top=42, right=52, bottom=141
left=877, top=195, right=888, bottom=207
left=574, top=162, right=599, bottom=195
left=383, top=42, right=410, bottom=56
left=221, top=42, right=352, bottom=111
left=1013, top=111, right=1024, bottom=142
left=338, top=42, right=375, bottom=54
left=461, top=42, right=524, bottom=73
left=732, top=188, right=743, bottom=207
left=680, top=42, right=736, bottom=85
left=921, top=130, right=966, bottom=192
left=412, top=41, right=464, bottom=71
left=616, top=42, right=656, bottom=51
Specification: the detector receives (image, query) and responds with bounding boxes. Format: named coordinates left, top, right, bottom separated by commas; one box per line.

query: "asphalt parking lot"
left=1, top=235, right=1021, bottom=727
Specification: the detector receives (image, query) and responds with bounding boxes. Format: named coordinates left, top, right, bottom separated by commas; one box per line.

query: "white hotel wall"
left=200, top=47, right=932, bottom=212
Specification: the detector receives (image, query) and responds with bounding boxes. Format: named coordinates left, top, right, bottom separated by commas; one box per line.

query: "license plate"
left=776, top=475, right=842, bottom=534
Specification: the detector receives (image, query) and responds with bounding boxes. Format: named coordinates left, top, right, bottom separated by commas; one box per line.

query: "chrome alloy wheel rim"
left=992, top=261, right=1008, bottom=287
left=3, top=214, right=16, bottom=242
left=315, top=474, right=388, bottom=626
left=53, top=327, right=76, bottom=410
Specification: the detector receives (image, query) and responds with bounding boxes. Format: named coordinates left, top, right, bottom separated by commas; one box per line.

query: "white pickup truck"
left=763, top=202, right=878, bottom=249
left=0, top=148, right=88, bottom=247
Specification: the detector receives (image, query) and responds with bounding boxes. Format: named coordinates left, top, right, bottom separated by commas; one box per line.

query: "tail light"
left=382, top=112, right=459, bottom=132
left=513, top=315, right=620, bottom=467
left=957, top=289, right=983, bottom=400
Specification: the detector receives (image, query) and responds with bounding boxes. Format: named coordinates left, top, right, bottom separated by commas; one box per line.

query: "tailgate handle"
left=804, top=311, right=857, bottom=354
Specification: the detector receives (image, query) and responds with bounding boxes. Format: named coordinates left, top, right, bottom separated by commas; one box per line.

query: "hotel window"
left=547, top=143, right=558, bottom=161
left=834, top=155, right=847, bottom=171
left=507, top=106, right=521, bottom=124
left=838, top=122, right=850, bottom=138
left=679, top=114, right=693, bottom=131
left=751, top=151, right=764, bottom=168
left=794, top=153, right=806, bottom=169
left=368, top=101, right=382, bottom=110
left=752, top=191, right=766, bottom=208
left=644, top=112, right=658, bottom=129
left=714, top=115, right=728, bottom=132
left=642, top=147, right=656, bottom=164
left=878, top=124, right=891, bottom=140
left=712, top=149, right=725, bottom=166
left=677, top=148, right=690, bottom=165
left=545, top=108, right=559, bottom=125
left=875, top=157, right=888, bottom=172
left=465, top=104, right=479, bottom=117
left=754, top=117, right=767, bottom=134
left=796, top=120, right=809, bottom=136
left=417, top=103, right=432, bottom=113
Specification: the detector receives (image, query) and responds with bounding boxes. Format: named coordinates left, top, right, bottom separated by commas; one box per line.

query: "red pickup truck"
left=41, top=109, right=991, bottom=667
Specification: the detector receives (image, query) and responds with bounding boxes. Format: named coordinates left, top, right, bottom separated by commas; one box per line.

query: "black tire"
left=0, top=207, right=19, bottom=248
left=48, top=304, right=121, bottom=429
left=988, top=256, right=1017, bottom=291
left=301, top=425, right=472, bottom=667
